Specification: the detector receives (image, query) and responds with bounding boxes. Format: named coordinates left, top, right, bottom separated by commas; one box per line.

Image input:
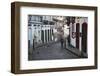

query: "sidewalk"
left=66, top=45, right=88, bottom=58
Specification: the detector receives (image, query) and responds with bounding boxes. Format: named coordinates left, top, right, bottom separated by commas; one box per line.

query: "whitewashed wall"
left=70, top=17, right=88, bottom=51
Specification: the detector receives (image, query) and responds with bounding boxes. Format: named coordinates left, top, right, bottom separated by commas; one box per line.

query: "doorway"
left=76, top=23, right=80, bottom=49
left=81, top=22, right=87, bottom=53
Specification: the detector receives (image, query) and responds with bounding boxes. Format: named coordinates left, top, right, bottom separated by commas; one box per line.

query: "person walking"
left=60, top=29, right=64, bottom=48
left=56, top=21, right=64, bottom=48
left=63, top=21, right=70, bottom=48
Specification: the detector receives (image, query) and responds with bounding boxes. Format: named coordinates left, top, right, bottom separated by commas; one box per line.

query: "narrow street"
left=28, top=42, right=80, bottom=60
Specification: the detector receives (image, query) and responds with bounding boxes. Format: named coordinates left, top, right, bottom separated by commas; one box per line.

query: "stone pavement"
left=66, top=45, right=88, bottom=58
left=28, top=41, right=81, bottom=60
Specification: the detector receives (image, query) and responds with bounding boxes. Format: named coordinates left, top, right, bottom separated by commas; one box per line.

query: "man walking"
left=56, top=21, right=64, bottom=48
left=63, top=21, right=70, bottom=48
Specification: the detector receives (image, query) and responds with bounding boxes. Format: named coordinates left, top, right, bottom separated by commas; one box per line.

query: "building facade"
left=28, top=15, right=56, bottom=48
left=69, top=17, right=88, bottom=54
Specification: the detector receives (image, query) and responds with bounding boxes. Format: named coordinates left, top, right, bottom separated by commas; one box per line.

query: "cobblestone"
left=28, top=42, right=80, bottom=60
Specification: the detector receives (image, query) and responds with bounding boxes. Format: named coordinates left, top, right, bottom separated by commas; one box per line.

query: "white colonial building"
left=69, top=17, right=88, bottom=53
left=28, top=15, right=56, bottom=48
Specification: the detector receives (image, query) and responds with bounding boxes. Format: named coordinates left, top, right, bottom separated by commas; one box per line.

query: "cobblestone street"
left=28, top=42, right=80, bottom=60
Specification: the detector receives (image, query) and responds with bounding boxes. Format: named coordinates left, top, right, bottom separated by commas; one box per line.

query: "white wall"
left=0, top=0, right=100, bottom=76
left=70, top=17, right=88, bottom=51
left=70, top=23, right=76, bottom=47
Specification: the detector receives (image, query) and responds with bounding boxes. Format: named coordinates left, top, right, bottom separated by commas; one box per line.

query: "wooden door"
left=41, top=30, right=44, bottom=43
left=81, top=22, right=87, bottom=53
left=76, top=23, right=80, bottom=49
